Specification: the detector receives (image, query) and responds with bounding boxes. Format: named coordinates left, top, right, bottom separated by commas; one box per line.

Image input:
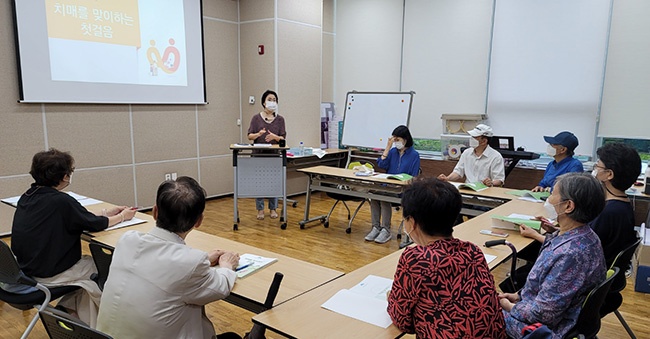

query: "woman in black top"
left=10, top=149, right=136, bottom=327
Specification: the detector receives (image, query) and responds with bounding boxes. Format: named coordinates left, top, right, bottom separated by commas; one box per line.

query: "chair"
left=0, top=239, right=80, bottom=339
left=39, top=306, right=112, bottom=338
left=564, top=267, right=619, bottom=339
left=323, top=162, right=372, bottom=234
left=88, top=242, right=114, bottom=291
left=600, top=237, right=641, bottom=338
left=245, top=272, right=284, bottom=339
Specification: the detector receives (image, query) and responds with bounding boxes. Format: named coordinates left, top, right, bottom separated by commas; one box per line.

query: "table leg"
left=233, top=165, right=239, bottom=230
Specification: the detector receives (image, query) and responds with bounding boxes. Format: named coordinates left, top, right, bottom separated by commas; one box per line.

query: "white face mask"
left=543, top=199, right=566, bottom=221
left=265, top=101, right=277, bottom=112
left=591, top=169, right=598, bottom=178
left=469, top=137, right=480, bottom=147
left=404, top=218, right=416, bottom=244
left=546, top=144, right=557, bottom=157
left=393, top=141, right=404, bottom=150
left=68, top=172, right=73, bottom=185
left=543, top=199, right=558, bottom=220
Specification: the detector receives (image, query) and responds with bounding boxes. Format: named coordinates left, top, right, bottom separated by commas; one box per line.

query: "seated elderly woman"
left=500, top=172, right=607, bottom=338
left=387, top=177, right=505, bottom=338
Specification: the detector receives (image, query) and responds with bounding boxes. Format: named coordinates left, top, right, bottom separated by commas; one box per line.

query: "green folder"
left=387, top=173, right=413, bottom=181
left=458, top=181, right=489, bottom=192
left=491, top=215, right=542, bottom=231
left=506, top=189, right=550, bottom=201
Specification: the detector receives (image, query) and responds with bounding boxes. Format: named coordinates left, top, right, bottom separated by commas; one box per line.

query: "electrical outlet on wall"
left=164, top=173, right=172, bottom=181
left=171, top=172, right=177, bottom=180
left=249, top=96, right=255, bottom=104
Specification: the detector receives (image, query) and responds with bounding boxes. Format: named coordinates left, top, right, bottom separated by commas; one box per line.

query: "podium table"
left=230, top=144, right=289, bottom=230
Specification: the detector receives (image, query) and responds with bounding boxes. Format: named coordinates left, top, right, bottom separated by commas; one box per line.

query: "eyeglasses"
left=594, top=164, right=609, bottom=171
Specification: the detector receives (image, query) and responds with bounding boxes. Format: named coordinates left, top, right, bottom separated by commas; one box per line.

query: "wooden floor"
left=1, top=192, right=649, bottom=338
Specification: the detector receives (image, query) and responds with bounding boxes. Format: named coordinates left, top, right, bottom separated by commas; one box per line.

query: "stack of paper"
left=321, top=275, right=393, bottom=328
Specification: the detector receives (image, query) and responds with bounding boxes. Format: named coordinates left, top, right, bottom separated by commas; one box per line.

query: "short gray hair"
left=555, top=172, right=605, bottom=223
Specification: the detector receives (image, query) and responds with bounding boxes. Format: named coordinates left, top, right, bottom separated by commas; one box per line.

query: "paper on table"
left=312, top=148, right=327, bottom=159
left=372, top=173, right=391, bottom=179
left=348, top=275, right=393, bottom=301
left=321, top=275, right=393, bottom=328
left=2, top=191, right=99, bottom=207
left=65, top=191, right=88, bottom=200
left=78, top=198, right=103, bottom=206
left=103, top=217, right=147, bottom=231
left=484, top=253, right=497, bottom=265
left=1, top=195, right=20, bottom=207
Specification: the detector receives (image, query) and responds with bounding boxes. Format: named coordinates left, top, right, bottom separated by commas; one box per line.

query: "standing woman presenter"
left=247, top=90, right=286, bottom=220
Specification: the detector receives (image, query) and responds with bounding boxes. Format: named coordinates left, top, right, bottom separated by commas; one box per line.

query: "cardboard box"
left=638, top=242, right=650, bottom=267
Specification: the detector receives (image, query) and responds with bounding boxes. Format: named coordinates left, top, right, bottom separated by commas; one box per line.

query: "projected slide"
left=14, top=0, right=205, bottom=103
left=45, top=0, right=186, bottom=86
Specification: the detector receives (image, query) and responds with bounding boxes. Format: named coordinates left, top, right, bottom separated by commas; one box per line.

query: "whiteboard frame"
left=341, top=91, right=414, bottom=150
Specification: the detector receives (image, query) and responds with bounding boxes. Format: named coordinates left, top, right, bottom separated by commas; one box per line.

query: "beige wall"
left=0, top=0, right=331, bottom=222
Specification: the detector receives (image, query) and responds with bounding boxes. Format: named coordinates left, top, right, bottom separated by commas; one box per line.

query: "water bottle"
left=299, top=141, right=305, bottom=156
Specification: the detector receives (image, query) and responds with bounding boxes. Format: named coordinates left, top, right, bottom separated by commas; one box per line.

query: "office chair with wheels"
left=564, top=267, right=619, bottom=339
left=323, top=162, right=372, bottom=234
left=39, top=306, right=112, bottom=339
left=245, top=272, right=284, bottom=339
left=0, top=239, right=80, bottom=339
left=599, top=237, right=641, bottom=339
left=88, top=242, right=114, bottom=291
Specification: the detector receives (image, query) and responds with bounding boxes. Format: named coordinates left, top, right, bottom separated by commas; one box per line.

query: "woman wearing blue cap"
left=531, top=131, right=584, bottom=192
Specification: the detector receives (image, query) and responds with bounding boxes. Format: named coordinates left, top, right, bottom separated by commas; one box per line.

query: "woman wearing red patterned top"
left=388, top=177, right=505, bottom=338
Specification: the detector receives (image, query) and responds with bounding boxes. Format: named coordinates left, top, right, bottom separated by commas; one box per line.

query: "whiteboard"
left=341, top=92, right=414, bottom=149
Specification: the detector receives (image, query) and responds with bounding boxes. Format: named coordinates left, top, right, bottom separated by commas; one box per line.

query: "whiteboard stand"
left=231, top=145, right=288, bottom=230
left=341, top=91, right=414, bottom=150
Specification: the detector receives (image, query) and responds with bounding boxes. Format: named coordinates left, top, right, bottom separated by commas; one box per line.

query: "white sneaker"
left=374, top=228, right=391, bottom=244
left=365, top=227, right=381, bottom=241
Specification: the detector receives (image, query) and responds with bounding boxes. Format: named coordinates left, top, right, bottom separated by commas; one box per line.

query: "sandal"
left=270, top=210, right=279, bottom=219
left=256, top=211, right=264, bottom=220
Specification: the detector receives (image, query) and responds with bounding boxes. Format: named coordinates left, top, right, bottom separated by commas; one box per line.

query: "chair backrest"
left=609, top=237, right=641, bottom=293
left=40, top=307, right=112, bottom=339
left=568, top=267, right=619, bottom=339
left=0, top=239, right=37, bottom=287
left=88, top=242, right=114, bottom=291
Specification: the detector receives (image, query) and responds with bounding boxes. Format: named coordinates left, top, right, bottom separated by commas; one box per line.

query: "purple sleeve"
left=247, top=115, right=260, bottom=135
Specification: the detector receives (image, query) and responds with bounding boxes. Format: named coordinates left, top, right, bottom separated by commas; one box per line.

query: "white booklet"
left=235, top=253, right=278, bottom=278
left=321, top=275, right=393, bottom=328
left=103, top=217, right=147, bottom=232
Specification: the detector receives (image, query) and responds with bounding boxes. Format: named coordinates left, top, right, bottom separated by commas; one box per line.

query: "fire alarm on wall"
left=258, top=45, right=264, bottom=55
